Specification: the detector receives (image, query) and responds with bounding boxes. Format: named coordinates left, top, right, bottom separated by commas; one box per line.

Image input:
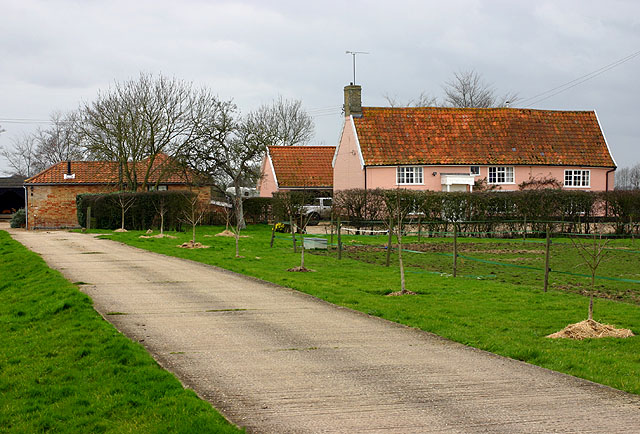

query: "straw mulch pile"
left=178, top=241, right=210, bottom=249
left=287, top=266, right=315, bottom=272
left=386, top=290, right=417, bottom=296
left=139, top=234, right=177, bottom=239
left=546, top=319, right=634, bottom=340
left=210, top=230, right=248, bottom=238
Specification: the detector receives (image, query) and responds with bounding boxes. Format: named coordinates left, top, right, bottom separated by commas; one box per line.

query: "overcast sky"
left=1, top=0, right=639, bottom=174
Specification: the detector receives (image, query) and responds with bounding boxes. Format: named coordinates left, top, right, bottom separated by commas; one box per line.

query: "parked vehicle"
left=301, top=197, right=332, bottom=224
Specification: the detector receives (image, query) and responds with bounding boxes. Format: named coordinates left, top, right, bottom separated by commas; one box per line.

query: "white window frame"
left=564, top=169, right=590, bottom=188
left=488, top=166, right=515, bottom=184
left=470, top=166, right=480, bottom=176
left=396, top=166, right=424, bottom=185
left=148, top=185, right=168, bottom=192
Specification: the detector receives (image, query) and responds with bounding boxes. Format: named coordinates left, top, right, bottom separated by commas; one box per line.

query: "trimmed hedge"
left=76, top=191, right=195, bottom=230
left=333, top=188, right=640, bottom=235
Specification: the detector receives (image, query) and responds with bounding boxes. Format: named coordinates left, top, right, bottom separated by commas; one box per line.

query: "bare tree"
left=383, top=189, right=416, bottom=295
left=630, top=164, right=640, bottom=190
left=0, top=134, right=38, bottom=176
left=113, top=193, right=136, bottom=231
left=0, top=111, right=86, bottom=177
left=185, top=96, right=314, bottom=230
left=81, top=73, right=202, bottom=191
left=384, top=91, right=439, bottom=107
left=181, top=192, right=206, bottom=244
left=34, top=111, right=86, bottom=169
left=261, top=96, right=315, bottom=146
left=443, top=70, right=518, bottom=108
left=152, top=193, right=169, bottom=236
left=570, top=230, right=610, bottom=321
left=616, top=167, right=630, bottom=190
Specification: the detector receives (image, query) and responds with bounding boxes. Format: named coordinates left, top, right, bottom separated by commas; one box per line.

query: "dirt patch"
left=546, top=319, right=634, bottom=340
left=178, top=241, right=210, bottom=249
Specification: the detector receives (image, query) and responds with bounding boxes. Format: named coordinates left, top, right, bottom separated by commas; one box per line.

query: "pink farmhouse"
left=333, top=85, right=617, bottom=193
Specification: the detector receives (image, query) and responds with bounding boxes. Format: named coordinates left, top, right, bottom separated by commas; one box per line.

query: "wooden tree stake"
left=544, top=223, right=551, bottom=293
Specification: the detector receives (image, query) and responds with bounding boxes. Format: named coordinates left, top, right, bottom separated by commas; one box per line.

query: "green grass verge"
left=99, top=225, right=640, bottom=396
left=0, top=231, right=243, bottom=433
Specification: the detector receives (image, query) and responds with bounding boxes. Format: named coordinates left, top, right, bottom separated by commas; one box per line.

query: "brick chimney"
left=343, top=83, right=362, bottom=117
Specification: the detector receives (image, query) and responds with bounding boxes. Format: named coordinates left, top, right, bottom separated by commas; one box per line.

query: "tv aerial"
left=345, top=50, right=369, bottom=84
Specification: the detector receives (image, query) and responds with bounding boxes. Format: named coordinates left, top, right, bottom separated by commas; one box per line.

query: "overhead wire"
left=520, top=49, right=640, bottom=107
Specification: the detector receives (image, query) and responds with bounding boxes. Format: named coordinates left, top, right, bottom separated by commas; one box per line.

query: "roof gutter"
left=364, top=165, right=367, bottom=191
left=605, top=168, right=616, bottom=192
left=23, top=186, right=28, bottom=230
left=604, top=167, right=616, bottom=217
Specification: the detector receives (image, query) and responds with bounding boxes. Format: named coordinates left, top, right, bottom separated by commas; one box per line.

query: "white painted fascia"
left=267, top=148, right=279, bottom=188
left=594, top=110, right=618, bottom=168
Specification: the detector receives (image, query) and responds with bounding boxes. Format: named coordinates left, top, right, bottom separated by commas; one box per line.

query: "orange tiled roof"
left=268, top=146, right=335, bottom=188
left=353, top=107, right=616, bottom=167
left=24, top=154, right=195, bottom=185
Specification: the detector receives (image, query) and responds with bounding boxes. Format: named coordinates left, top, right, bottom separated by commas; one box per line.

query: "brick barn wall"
left=26, top=184, right=211, bottom=230
left=27, top=184, right=114, bottom=230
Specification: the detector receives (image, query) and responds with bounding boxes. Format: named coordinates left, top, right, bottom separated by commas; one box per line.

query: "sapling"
left=570, top=227, right=610, bottom=320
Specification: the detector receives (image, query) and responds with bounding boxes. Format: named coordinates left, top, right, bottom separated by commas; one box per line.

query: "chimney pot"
left=63, top=160, right=76, bottom=180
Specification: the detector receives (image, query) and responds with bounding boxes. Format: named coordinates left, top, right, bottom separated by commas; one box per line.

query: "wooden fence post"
left=290, top=216, right=297, bottom=253
left=337, top=216, right=343, bottom=259
left=453, top=222, right=458, bottom=277
left=417, top=216, right=422, bottom=242
left=270, top=224, right=276, bottom=248
left=544, top=223, right=551, bottom=293
left=86, top=206, right=92, bottom=231
left=330, top=212, right=334, bottom=247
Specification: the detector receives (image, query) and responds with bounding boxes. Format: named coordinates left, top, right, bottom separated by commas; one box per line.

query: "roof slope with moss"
left=352, top=107, right=616, bottom=168
left=24, top=154, right=197, bottom=185
left=268, top=146, right=335, bottom=188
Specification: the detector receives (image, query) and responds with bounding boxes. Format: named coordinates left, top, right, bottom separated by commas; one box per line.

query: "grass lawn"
left=0, top=231, right=243, bottom=433
left=98, top=224, right=640, bottom=396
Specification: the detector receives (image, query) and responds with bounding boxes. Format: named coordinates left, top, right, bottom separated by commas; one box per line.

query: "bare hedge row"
left=329, top=189, right=640, bottom=235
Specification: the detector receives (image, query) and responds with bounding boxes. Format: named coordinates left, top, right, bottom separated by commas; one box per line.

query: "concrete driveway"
left=8, top=227, right=640, bottom=433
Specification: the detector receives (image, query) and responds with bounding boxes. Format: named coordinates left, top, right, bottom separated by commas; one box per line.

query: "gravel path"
left=8, top=227, right=640, bottom=433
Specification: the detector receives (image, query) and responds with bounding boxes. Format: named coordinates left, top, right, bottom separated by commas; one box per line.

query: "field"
left=94, top=224, right=640, bottom=395
left=316, top=229, right=640, bottom=305
left=0, top=231, right=243, bottom=433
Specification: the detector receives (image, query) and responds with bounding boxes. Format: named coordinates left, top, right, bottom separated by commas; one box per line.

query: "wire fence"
left=269, top=220, right=640, bottom=288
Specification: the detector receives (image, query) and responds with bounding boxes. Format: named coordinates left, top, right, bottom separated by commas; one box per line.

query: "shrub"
left=10, top=208, right=26, bottom=228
